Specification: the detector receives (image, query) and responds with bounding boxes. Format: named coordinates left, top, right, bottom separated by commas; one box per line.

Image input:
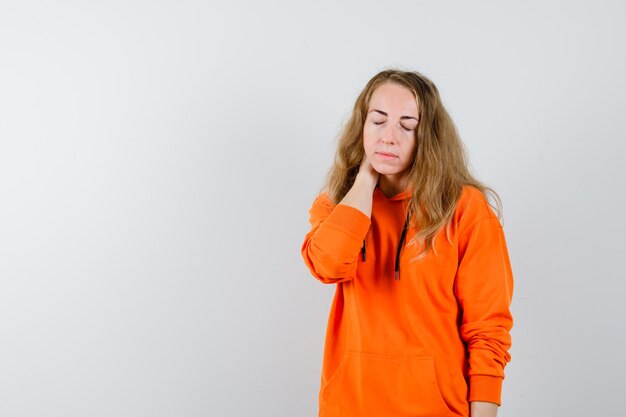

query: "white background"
left=1, top=1, right=625, bottom=416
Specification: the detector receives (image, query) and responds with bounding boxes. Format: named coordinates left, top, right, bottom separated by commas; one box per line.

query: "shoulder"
left=452, top=185, right=500, bottom=232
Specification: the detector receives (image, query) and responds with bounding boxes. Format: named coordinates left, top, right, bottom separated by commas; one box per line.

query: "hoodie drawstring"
left=360, top=211, right=411, bottom=280
left=395, top=213, right=410, bottom=280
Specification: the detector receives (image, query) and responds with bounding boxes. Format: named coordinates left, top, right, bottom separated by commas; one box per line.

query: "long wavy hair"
left=324, top=69, right=502, bottom=259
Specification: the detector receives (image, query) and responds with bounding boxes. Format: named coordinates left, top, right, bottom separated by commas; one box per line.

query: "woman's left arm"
left=455, top=216, right=514, bottom=406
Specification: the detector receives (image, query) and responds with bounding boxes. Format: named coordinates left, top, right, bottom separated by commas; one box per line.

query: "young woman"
left=301, top=69, right=514, bottom=417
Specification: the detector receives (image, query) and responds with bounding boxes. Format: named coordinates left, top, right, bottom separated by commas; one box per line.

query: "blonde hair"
left=324, top=68, right=502, bottom=259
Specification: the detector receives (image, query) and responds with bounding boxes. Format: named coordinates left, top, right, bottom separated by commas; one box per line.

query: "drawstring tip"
left=395, top=271, right=400, bottom=280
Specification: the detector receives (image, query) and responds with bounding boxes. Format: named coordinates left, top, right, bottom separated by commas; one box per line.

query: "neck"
left=378, top=174, right=407, bottom=198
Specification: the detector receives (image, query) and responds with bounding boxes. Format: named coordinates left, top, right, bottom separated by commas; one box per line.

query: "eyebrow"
left=369, top=109, right=419, bottom=121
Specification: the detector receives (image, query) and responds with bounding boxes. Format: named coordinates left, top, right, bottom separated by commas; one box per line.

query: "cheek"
left=404, top=138, right=417, bottom=158
left=362, top=129, right=376, bottom=154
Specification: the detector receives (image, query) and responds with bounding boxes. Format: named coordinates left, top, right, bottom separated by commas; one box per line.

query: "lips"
left=375, top=151, right=399, bottom=159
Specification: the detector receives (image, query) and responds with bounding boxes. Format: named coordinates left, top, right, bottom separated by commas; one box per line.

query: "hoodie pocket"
left=320, top=351, right=453, bottom=417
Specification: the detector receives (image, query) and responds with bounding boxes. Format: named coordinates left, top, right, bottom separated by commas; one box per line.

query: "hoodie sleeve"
left=300, top=193, right=371, bottom=284
left=455, top=216, right=514, bottom=406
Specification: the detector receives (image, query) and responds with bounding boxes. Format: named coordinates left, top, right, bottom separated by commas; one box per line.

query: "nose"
left=380, top=123, right=397, bottom=144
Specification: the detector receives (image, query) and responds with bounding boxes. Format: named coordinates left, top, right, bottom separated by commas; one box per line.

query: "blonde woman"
left=301, top=69, right=514, bottom=417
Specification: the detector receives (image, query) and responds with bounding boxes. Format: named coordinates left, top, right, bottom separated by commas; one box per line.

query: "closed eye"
left=372, top=120, right=415, bottom=131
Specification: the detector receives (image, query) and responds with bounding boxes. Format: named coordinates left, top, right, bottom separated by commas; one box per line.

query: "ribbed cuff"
left=469, top=375, right=503, bottom=406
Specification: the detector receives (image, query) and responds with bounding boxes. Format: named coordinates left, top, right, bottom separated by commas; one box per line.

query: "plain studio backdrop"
left=1, top=1, right=625, bottom=416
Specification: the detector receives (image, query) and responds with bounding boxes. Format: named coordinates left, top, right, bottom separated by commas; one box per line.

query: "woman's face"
left=363, top=82, right=419, bottom=183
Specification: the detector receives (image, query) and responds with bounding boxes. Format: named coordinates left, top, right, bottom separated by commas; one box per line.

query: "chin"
left=371, top=163, right=402, bottom=176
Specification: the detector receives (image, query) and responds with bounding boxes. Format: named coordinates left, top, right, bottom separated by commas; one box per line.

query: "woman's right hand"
left=337, top=156, right=379, bottom=218
left=356, top=156, right=380, bottom=192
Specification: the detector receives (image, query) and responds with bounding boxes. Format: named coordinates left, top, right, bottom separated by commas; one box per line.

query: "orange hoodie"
left=301, top=185, right=513, bottom=417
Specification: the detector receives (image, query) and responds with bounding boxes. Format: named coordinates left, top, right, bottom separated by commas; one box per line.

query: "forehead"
left=368, top=82, right=419, bottom=116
